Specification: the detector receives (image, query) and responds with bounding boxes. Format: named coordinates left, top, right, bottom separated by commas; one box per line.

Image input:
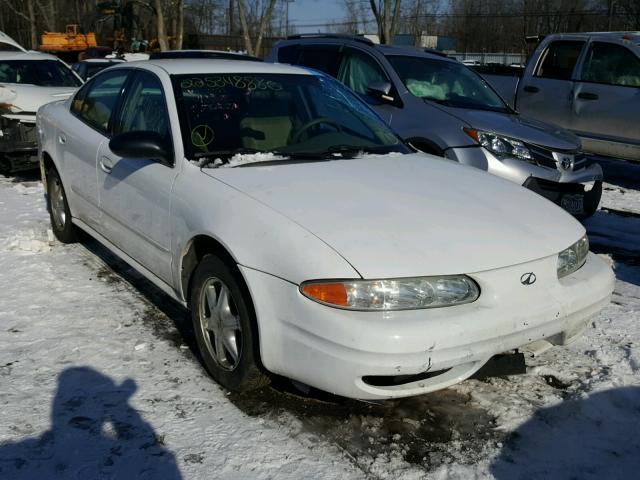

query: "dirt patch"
left=232, top=383, right=500, bottom=475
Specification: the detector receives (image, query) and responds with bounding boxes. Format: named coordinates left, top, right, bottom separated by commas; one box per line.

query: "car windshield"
left=0, top=59, right=81, bottom=87
left=172, top=72, right=408, bottom=164
left=387, top=55, right=509, bottom=112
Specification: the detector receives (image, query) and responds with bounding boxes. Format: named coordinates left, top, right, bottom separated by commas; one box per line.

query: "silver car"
left=267, top=35, right=603, bottom=217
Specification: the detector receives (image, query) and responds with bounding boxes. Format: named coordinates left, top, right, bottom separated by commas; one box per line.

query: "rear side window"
left=73, top=70, right=128, bottom=134
left=581, top=42, right=640, bottom=87
left=535, top=41, right=585, bottom=80
left=297, top=45, right=342, bottom=77
left=277, top=45, right=300, bottom=64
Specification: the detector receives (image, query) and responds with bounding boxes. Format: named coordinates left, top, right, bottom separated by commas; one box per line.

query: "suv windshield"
left=0, top=60, right=81, bottom=87
left=387, top=56, right=509, bottom=112
left=172, top=73, right=408, bottom=163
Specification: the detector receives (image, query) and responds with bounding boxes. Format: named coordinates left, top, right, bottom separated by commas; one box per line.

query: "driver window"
left=114, top=71, right=170, bottom=137
left=338, top=49, right=388, bottom=95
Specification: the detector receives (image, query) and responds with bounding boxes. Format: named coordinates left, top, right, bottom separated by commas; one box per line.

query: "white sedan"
left=37, top=60, right=614, bottom=400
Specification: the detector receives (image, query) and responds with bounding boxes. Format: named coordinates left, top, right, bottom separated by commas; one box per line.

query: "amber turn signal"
left=301, top=282, right=348, bottom=307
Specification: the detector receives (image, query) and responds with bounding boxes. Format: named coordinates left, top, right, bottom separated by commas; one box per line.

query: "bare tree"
left=368, top=0, right=402, bottom=43
left=152, top=0, right=184, bottom=51
left=236, top=0, right=277, bottom=56
left=0, top=0, right=39, bottom=48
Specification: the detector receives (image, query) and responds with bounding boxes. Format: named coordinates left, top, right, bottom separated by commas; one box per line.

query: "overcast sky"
left=287, top=0, right=350, bottom=32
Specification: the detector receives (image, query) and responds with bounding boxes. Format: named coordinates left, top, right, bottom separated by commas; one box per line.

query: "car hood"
left=1, top=85, right=76, bottom=116
left=205, top=153, right=584, bottom=279
left=437, top=105, right=581, bottom=151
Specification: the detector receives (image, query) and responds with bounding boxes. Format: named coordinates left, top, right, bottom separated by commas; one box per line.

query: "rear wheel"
left=47, top=167, right=78, bottom=243
left=190, top=255, right=268, bottom=392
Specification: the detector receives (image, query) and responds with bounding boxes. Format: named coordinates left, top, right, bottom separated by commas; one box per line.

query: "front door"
left=97, top=70, right=176, bottom=284
left=338, top=47, right=397, bottom=124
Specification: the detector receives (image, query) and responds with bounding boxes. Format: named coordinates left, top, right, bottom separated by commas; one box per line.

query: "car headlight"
left=557, top=235, right=589, bottom=278
left=464, top=128, right=533, bottom=161
left=300, top=275, right=480, bottom=311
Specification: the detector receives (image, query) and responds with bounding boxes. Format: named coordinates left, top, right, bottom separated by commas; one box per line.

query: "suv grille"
left=528, top=145, right=590, bottom=171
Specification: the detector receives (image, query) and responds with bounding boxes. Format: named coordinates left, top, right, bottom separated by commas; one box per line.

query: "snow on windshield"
left=192, top=152, right=287, bottom=169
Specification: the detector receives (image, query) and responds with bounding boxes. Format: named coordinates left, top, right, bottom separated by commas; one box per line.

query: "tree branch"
left=0, top=0, right=31, bottom=22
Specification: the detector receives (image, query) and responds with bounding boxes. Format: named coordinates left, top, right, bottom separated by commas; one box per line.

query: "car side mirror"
left=367, top=81, right=395, bottom=103
left=109, top=131, right=173, bottom=166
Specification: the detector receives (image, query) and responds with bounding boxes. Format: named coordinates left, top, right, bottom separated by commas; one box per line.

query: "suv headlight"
left=464, top=128, right=533, bottom=161
left=557, top=235, right=589, bottom=278
left=300, top=275, right=480, bottom=311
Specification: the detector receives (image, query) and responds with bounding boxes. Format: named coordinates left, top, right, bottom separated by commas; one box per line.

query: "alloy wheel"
left=198, top=277, right=243, bottom=371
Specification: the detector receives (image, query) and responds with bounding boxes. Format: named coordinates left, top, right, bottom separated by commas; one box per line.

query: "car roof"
left=0, top=51, right=61, bottom=61
left=125, top=59, right=314, bottom=76
left=544, top=31, right=640, bottom=44
left=80, top=58, right=125, bottom=63
left=149, top=49, right=261, bottom=61
left=0, top=31, right=26, bottom=52
left=279, top=34, right=455, bottom=63
left=375, top=44, right=455, bottom=62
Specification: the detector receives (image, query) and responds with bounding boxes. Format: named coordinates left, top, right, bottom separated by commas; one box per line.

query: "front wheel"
left=47, top=167, right=78, bottom=243
left=190, top=255, right=268, bottom=392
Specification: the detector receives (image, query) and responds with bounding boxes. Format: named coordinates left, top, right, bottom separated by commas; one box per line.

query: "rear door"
left=572, top=41, right=640, bottom=146
left=96, top=70, right=176, bottom=284
left=63, top=69, right=129, bottom=228
left=517, top=40, right=586, bottom=128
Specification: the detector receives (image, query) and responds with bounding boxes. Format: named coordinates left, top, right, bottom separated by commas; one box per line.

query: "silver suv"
left=267, top=34, right=603, bottom=217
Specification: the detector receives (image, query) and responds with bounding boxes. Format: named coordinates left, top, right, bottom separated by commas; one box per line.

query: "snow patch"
left=1, top=228, right=53, bottom=253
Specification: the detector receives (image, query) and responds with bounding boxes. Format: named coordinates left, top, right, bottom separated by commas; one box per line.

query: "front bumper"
left=446, top=146, right=603, bottom=215
left=0, top=114, right=39, bottom=172
left=241, top=252, right=614, bottom=399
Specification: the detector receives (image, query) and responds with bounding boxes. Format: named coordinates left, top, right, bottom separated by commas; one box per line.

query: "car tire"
left=190, top=254, right=269, bottom=393
left=47, top=167, right=78, bottom=243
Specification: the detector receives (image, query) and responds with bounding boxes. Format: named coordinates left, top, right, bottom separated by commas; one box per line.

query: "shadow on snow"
left=0, top=366, right=182, bottom=480
left=491, top=386, right=640, bottom=480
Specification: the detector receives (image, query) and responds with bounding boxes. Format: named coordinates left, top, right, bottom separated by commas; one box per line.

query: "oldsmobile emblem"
left=520, top=272, right=537, bottom=285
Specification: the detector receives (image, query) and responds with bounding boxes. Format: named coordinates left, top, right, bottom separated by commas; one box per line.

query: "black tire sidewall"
left=46, top=167, right=77, bottom=243
left=190, top=255, right=266, bottom=392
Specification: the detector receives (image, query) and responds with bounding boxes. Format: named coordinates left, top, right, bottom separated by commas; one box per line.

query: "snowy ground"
left=0, top=159, right=639, bottom=479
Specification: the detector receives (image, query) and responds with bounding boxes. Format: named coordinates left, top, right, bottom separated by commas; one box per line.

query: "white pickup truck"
left=481, top=32, right=640, bottom=162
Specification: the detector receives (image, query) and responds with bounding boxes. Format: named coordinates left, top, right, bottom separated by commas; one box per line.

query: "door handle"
left=100, top=156, right=113, bottom=174
left=58, top=133, right=66, bottom=144
left=577, top=92, right=599, bottom=100
left=523, top=85, right=539, bottom=93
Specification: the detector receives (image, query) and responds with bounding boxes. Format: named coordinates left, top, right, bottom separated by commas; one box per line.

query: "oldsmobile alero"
left=36, top=60, right=614, bottom=399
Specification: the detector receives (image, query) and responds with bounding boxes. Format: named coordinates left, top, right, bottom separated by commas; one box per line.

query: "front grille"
left=0, top=117, right=37, bottom=153
left=362, top=368, right=451, bottom=387
left=528, top=145, right=558, bottom=169
left=572, top=152, right=590, bottom=170
left=528, top=145, right=589, bottom=171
